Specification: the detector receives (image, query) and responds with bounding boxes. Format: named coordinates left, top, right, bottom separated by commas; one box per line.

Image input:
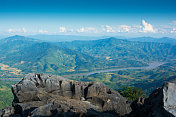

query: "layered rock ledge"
left=4, top=73, right=131, bottom=116
left=130, top=80, right=176, bottom=117
left=1, top=73, right=176, bottom=117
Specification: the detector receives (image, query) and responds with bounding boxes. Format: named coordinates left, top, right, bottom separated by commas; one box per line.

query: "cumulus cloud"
left=131, top=25, right=143, bottom=33
left=171, top=27, right=176, bottom=33
left=59, top=27, right=67, bottom=32
left=8, top=28, right=14, bottom=33
left=86, top=27, right=98, bottom=33
left=38, top=29, right=48, bottom=33
left=117, top=25, right=131, bottom=32
left=77, top=27, right=98, bottom=33
left=8, top=28, right=27, bottom=33
left=22, top=28, right=27, bottom=33
left=77, top=27, right=85, bottom=32
left=103, top=25, right=115, bottom=33
left=141, top=20, right=155, bottom=33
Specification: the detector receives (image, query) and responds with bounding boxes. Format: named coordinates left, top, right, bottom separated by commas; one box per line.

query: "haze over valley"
left=0, top=0, right=176, bottom=116
left=0, top=35, right=176, bottom=91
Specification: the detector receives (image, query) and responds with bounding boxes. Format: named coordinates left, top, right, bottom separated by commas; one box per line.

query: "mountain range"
left=28, top=35, right=176, bottom=44
left=0, top=35, right=176, bottom=78
left=126, top=37, right=176, bottom=44
left=28, top=34, right=108, bottom=42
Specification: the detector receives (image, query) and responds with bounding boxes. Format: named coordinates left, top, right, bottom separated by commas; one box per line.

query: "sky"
left=0, top=0, right=176, bottom=38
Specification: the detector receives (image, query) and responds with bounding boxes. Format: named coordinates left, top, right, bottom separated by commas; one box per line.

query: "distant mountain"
left=57, top=37, right=176, bottom=62
left=0, top=35, right=40, bottom=55
left=0, top=35, right=110, bottom=77
left=28, top=34, right=107, bottom=42
left=1, top=35, right=176, bottom=78
left=126, top=37, right=176, bottom=44
left=0, top=35, right=40, bottom=44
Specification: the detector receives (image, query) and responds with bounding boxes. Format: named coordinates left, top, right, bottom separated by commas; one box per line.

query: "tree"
left=118, top=86, right=144, bottom=101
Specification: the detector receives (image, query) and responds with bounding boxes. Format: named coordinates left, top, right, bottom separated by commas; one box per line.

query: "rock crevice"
left=1, top=73, right=176, bottom=117
left=5, top=73, right=132, bottom=117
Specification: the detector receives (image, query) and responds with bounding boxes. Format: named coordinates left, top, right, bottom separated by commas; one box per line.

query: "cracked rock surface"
left=129, top=80, right=176, bottom=117
left=3, top=73, right=132, bottom=117
left=2, top=73, right=176, bottom=117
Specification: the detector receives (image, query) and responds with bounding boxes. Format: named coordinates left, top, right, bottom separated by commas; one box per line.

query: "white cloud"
left=77, top=27, right=85, bottom=32
left=117, top=25, right=131, bottom=32
left=77, top=27, right=98, bottom=33
left=131, top=25, right=143, bottom=33
left=86, top=27, right=98, bottom=33
left=22, top=28, right=27, bottom=33
left=38, top=29, right=48, bottom=33
left=59, top=27, right=67, bottom=32
left=103, top=25, right=115, bottom=33
left=141, top=20, right=155, bottom=33
left=154, top=25, right=173, bottom=34
left=8, top=28, right=13, bottom=33
left=171, top=27, right=176, bottom=33
left=8, top=28, right=27, bottom=33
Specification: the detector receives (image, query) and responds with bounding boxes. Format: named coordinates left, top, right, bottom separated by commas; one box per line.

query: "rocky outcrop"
left=163, top=80, right=176, bottom=116
left=0, top=107, right=15, bottom=117
left=1, top=73, right=176, bottom=117
left=5, top=73, right=132, bottom=117
left=129, top=80, right=176, bottom=117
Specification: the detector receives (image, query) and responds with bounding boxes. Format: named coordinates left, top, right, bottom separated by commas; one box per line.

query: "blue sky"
left=0, top=0, right=176, bottom=37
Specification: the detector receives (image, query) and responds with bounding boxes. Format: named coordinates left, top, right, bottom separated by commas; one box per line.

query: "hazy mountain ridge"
left=126, top=37, right=176, bottom=44
left=28, top=34, right=108, bottom=42
left=57, top=37, right=176, bottom=62
left=0, top=36, right=107, bottom=76
left=28, top=34, right=176, bottom=44
left=0, top=35, right=176, bottom=78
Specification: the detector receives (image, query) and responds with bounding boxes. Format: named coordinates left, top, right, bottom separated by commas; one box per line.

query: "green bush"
left=118, top=86, right=144, bottom=101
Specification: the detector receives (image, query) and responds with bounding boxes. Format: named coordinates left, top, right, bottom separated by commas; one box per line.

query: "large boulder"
left=1, top=73, right=176, bottom=117
left=10, top=73, right=132, bottom=117
left=0, top=107, right=15, bottom=117
left=130, top=80, right=176, bottom=117
left=163, top=80, right=176, bottom=116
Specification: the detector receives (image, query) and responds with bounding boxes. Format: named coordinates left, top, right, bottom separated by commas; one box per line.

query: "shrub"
left=118, top=86, right=144, bottom=101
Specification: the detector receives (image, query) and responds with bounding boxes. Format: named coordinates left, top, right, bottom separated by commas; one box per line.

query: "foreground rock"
left=130, top=80, right=176, bottom=117
left=1, top=73, right=176, bottom=117
left=7, top=73, right=131, bottom=116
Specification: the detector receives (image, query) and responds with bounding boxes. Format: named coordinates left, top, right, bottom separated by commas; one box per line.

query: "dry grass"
left=0, top=63, right=22, bottom=75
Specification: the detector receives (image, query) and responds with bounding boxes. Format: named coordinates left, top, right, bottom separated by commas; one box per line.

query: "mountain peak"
left=1, top=35, right=39, bottom=42
left=7, top=35, right=25, bottom=39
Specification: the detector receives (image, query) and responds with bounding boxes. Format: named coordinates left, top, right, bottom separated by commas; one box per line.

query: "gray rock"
left=10, top=73, right=131, bottom=116
left=0, top=107, right=15, bottom=117
left=129, top=80, right=176, bottom=117
left=163, top=81, right=176, bottom=116
left=2, top=73, right=176, bottom=117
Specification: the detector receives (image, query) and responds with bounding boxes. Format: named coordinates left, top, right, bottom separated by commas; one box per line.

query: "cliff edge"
left=1, top=73, right=131, bottom=117
left=1, top=73, right=176, bottom=117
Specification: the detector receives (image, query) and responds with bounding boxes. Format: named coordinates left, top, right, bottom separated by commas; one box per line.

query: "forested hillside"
left=0, top=36, right=176, bottom=78
left=0, top=35, right=176, bottom=109
left=0, top=81, right=15, bottom=110
left=68, top=60, right=176, bottom=95
left=58, top=37, right=176, bottom=62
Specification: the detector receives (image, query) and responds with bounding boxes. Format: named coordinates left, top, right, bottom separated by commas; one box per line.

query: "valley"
left=68, top=60, right=176, bottom=95
left=0, top=61, right=165, bottom=82
left=1, top=0, right=176, bottom=116
left=1, top=35, right=176, bottom=78
left=63, top=62, right=165, bottom=77
left=0, top=35, right=176, bottom=110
